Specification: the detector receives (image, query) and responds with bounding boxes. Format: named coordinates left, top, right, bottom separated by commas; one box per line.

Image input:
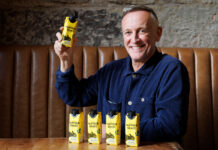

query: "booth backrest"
left=0, top=45, right=218, bottom=150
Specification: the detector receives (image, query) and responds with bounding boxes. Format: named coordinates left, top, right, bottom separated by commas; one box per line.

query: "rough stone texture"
left=51, top=0, right=89, bottom=2
left=0, top=7, right=123, bottom=46
left=0, top=0, right=217, bottom=48
left=77, top=8, right=123, bottom=46
left=200, top=0, right=217, bottom=4
left=156, top=0, right=194, bottom=4
left=156, top=4, right=218, bottom=48
left=108, top=0, right=155, bottom=4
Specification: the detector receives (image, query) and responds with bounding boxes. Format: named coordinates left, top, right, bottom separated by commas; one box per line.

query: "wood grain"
left=0, top=138, right=183, bottom=150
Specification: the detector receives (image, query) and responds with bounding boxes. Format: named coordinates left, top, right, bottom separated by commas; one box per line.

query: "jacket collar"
left=123, top=49, right=162, bottom=77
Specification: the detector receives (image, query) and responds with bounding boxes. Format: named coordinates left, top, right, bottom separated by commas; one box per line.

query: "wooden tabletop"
left=0, top=138, right=183, bottom=150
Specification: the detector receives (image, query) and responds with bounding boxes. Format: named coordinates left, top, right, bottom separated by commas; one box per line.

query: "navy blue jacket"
left=55, top=50, right=190, bottom=142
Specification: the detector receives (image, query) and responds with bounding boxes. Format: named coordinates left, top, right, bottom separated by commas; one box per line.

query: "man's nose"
left=131, top=33, right=140, bottom=43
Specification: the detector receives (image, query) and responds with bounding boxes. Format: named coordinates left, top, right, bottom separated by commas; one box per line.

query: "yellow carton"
left=69, top=109, right=84, bottom=143
left=62, top=11, right=78, bottom=47
left=106, top=110, right=121, bottom=145
left=125, top=111, right=140, bottom=147
left=88, top=109, right=102, bottom=144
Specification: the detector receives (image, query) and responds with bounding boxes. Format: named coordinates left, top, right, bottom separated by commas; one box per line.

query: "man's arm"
left=55, top=65, right=98, bottom=107
left=54, top=27, right=76, bottom=72
left=54, top=28, right=98, bottom=107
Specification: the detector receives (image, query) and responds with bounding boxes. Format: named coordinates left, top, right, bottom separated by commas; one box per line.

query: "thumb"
left=56, top=32, right=62, bottom=42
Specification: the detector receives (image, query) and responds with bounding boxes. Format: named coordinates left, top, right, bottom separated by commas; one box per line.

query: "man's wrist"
left=60, top=60, right=73, bottom=72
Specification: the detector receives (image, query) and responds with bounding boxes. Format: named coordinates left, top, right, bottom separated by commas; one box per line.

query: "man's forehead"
left=121, top=10, right=158, bottom=29
left=122, top=5, right=159, bottom=22
left=122, top=11, right=152, bottom=25
left=122, top=10, right=151, bottom=19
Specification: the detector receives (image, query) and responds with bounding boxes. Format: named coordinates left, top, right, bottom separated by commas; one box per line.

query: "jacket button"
left=128, top=101, right=132, bottom=105
left=132, top=74, right=136, bottom=78
left=141, top=98, right=145, bottom=102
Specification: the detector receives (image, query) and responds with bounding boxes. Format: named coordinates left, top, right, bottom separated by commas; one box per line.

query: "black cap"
left=89, top=109, right=98, bottom=118
left=127, top=110, right=136, bottom=119
left=69, top=11, right=78, bottom=23
left=108, top=110, right=116, bottom=118
left=71, top=109, right=79, bottom=116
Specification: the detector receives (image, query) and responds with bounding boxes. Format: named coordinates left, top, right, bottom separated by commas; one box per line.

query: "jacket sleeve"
left=140, top=62, right=190, bottom=141
left=55, top=65, right=99, bottom=107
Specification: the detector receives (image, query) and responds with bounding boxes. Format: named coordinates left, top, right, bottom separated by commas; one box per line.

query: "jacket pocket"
left=126, top=97, right=155, bottom=119
left=103, top=97, right=122, bottom=114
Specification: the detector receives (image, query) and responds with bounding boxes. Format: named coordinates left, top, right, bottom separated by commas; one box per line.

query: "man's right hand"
left=54, top=27, right=76, bottom=72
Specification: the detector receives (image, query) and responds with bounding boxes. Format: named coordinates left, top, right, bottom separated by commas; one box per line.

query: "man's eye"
left=140, top=29, right=146, bottom=33
left=124, top=31, right=131, bottom=35
left=140, top=29, right=149, bottom=35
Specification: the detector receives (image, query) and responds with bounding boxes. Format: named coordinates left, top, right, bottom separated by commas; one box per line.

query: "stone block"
left=199, top=0, right=216, bottom=4
left=0, top=1, right=10, bottom=8
left=0, top=3, right=217, bottom=48
left=51, top=0, right=89, bottom=3
left=108, top=0, right=154, bottom=4
left=156, top=0, right=194, bottom=4
left=157, top=4, right=218, bottom=48
left=8, top=0, right=90, bottom=7
left=92, top=0, right=107, bottom=4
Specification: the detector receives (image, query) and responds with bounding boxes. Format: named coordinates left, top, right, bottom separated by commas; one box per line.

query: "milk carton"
left=69, top=109, right=84, bottom=143
left=106, top=110, right=121, bottom=145
left=88, top=109, right=102, bottom=144
left=125, top=111, right=140, bottom=146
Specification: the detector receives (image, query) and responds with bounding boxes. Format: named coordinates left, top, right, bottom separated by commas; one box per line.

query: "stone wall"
left=0, top=0, right=217, bottom=48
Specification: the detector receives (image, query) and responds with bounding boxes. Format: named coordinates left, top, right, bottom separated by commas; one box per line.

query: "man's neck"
left=132, top=61, right=145, bottom=72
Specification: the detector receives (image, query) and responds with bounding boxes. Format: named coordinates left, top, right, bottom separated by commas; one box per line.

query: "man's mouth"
left=130, top=45, right=145, bottom=50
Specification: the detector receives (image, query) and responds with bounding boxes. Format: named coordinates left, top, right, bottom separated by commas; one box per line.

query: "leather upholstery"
left=0, top=45, right=217, bottom=150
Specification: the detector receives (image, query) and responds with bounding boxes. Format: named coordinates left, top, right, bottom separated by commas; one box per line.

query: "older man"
left=54, top=5, right=189, bottom=142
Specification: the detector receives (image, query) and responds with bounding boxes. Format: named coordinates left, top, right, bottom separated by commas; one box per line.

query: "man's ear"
left=156, top=26, right=162, bottom=42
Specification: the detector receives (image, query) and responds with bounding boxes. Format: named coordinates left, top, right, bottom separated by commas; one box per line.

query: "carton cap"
left=69, top=11, right=78, bottom=23
left=127, top=110, right=136, bottom=119
left=108, top=110, right=116, bottom=118
left=89, top=109, right=97, bottom=118
left=71, top=109, right=79, bottom=116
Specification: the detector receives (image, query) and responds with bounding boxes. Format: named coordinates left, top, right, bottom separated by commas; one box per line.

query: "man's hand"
left=54, top=27, right=77, bottom=72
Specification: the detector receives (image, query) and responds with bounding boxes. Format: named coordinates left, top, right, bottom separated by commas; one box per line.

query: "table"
left=0, top=138, right=183, bottom=150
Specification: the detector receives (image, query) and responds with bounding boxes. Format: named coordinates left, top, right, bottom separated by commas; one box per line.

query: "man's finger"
left=56, top=32, right=62, bottom=42
left=60, top=26, right=64, bottom=31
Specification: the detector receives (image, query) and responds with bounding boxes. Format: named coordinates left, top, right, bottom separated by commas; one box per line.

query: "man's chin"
left=130, top=57, right=146, bottom=62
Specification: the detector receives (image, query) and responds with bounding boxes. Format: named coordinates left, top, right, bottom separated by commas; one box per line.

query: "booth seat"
left=0, top=45, right=218, bottom=150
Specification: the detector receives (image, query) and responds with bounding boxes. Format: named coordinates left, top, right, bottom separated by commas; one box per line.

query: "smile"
left=130, top=45, right=145, bottom=50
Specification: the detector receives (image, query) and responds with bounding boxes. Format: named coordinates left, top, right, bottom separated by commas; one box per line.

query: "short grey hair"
left=122, top=5, right=159, bottom=24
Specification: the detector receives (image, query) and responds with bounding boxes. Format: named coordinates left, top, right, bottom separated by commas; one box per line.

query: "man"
left=54, top=5, right=189, bottom=142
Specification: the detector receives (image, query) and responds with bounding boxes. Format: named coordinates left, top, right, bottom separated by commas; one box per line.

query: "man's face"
left=122, top=11, right=162, bottom=63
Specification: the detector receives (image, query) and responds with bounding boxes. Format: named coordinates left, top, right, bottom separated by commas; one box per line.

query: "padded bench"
left=0, top=45, right=218, bottom=150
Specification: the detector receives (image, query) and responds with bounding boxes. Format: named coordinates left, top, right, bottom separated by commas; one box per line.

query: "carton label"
left=125, top=113, right=140, bottom=147
left=106, top=112, right=121, bottom=145
left=69, top=112, right=84, bottom=143
left=88, top=112, right=102, bottom=144
left=62, top=17, right=78, bottom=47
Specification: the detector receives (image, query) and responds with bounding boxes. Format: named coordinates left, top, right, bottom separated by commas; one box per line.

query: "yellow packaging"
left=62, top=12, right=78, bottom=47
left=106, top=110, right=121, bottom=145
left=69, top=109, right=84, bottom=143
left=125, top=111, right=140, bottom=147
left=88, top=109, right=102, bottom=144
